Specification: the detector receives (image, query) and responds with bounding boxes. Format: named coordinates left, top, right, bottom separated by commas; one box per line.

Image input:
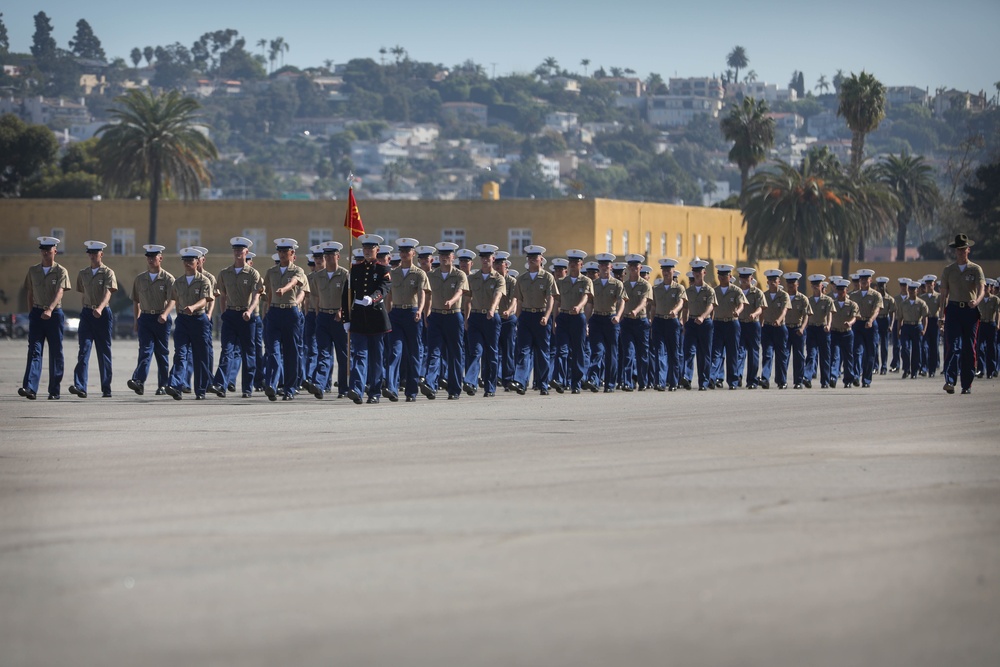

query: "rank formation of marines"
left=16, top=233, right=998, bottom=402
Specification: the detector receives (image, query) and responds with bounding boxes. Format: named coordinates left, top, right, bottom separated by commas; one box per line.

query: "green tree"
left=69, top=19, right=105, bottom=60
left=871, top=153, right=940, bottom=261
left=961, top=160, right=1000, bottom=259
left=0, top=114, right=59, bottom=197
left=720, top=96, right=775, bottom=194
left=837, top=70, right=887, bottom=264
left=832, top=69, right=845, bottom=95
left=143, top=46, right=154, bottom=65
left=580, top=59, right=590, bottom=76
left=31, top=12, right=57, bottom=63
left=0, top=12, right=9, bottom=55
left=815, top=74, right=829, bottom=94
left=95, top=89, right=218, bottom=244
left=646, top=72, right=667, bottom=95
left=22, top=138, right=103, bottom=198
left=130, top=47, right=142, bottom=68
left=151, top=43, right=195, bottom=88
left=726, top=46, right=748, bottom=85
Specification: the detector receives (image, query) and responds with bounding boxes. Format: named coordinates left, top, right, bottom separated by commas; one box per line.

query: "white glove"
left=343, top=322, right=351, bottom=332
left=354, top=295, right=373, bottom=307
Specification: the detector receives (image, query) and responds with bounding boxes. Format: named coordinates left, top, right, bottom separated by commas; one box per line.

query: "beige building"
left=0, top=197, right=746, bottom=311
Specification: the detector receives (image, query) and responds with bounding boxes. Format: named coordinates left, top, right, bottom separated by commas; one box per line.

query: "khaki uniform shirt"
left=898, top=298, right=929, bottom=324
left=831, top=298, right=860, bottom=332
left=622, top=279, right=652, bottom=317
left=685, top=284, right=718, bottom=319
left=761, top=290, right=791, bottom=325
left=514, top=269, right=558, bottom=310
left=76, top=264, right=118, bottom=308
left=556, top=275, right=594, bottom=313
left=26, top=263, right=71, bottom=309
left=713, top=285, right=747, bottom=320
left=172, top=272, right=214, bottom=315
left=876, top=290, right=893, bottom=318
left=201, top=269, right=217, bottom=295
left=499, top=274, right=518, bottom=314
left=739, top=287, right=767, bottom=323
left=591, top=277, right=625, bottom=315
left=785, top=292, right=814, bottom=329
left=977, top=295, right=999, bottom=323
left=467, top=269, right=507, bottom=311
left=652, top=283, right=687, bottom=318
left=941, top=261, right=986, bottom=304
left=217, top=265, right=264, bottom=310
left=131, top=270, right=175, bottom=312
left=850, top=290, right=883, bottom=321
left=428, top=270, right=469, bottom=311
left=389, top=266, right=430, bottom=309
left=807, top=294, right=835, bottom=327
left=313, top=267, right=350, bottom=311
left=265, top=263, right=310, bottom=307
left=919, top=291, right=940, bottom=319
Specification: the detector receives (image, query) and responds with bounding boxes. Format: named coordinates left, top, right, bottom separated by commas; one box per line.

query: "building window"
left=111, top=228, right=135, bottom=256
left=374, top=228, right=399, bottom=244
left=676, top=233, right=683, bottom=257
left=660, top=233, right=667, bottom=258
left=243, top=228, right=267, bottom=252
left=51, top=228, right=66, bottom=245
left=177, top=228, right=200, bottom=252
left=645, top=231, right=652, bottom=255
left=508, top=228, right=532, bottom=255
left=606, top=229, right=613, bottom=253
left=308, top=228, right=334, bottom=248
left=442, top=228, right=465, bottom=247
left=622, top=231, right=629, bottom=255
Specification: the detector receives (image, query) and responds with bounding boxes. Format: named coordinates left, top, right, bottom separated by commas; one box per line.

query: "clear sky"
left=6, top=0, right=999, bottom=95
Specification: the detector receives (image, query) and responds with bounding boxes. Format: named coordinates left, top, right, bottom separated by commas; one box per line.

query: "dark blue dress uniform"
left=919, top=280, right=940, bottom=376
left=782, top=275, right=813, bottom=388
left=585, top=258, right=625, bottom=392
left=737, top=272, right=765, bottom=389
left=71, top=242, right=117, bottom=398
left=554, top=265, right=593, bottom=393
left=20, top=237, right=72, bottom=400
left=619, top=259, right=652, bottom=391
left=805, top=276, right=835, bottom=388
left=346, top=253, right=392, bottom=403
left=496, top=263, right=519, bottom=389
left=213, top=239, right=264, bottom=398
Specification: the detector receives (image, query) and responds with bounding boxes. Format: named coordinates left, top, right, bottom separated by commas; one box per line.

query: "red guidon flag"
left=344, top=187, right=365, bottom=238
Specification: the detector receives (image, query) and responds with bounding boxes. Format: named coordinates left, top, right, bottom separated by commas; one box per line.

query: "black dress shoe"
left=853, top=379, right=861, bottom=387
left=540, top=389, right=549, bottom=396
left=127, top=379, right=144, bottom=396
left=181, top=387, right=192, bottom=394
left=165, top=386, right=182, bottom=400
left=510, top=381, right=527, bottom=395
left=155, top=387, right=166, bottom=396
left=242, top=391, right=253, bottom=398
left=302, top=380, right=316, bottom=394
left=571, top=388, right=580, bottom=394
left=582, top=380, right=599, bottom=393
left=69, top=385, right=87, bottom=398
left=419, top=381, right=436, bottom=399
left=604, top=387, right=615, bottom=393
left=102, top=392, right=112, bottom=398
left=793, top=383, right=802, bottom=389
left=314, top=389, right=324, bottom=399
left=550, top=380, right=565, bottom=394
left=621, top=385, right=633, bottom=392
left=803, top=380, right=812, bottom=389
left=382, top=387, right=399, bottom=402
left=347, top=388, right=364, bottom=404
left=821, top=382, right=829, bottom=388
left=698, top=386, right=707, bottom=391
left=679, top=378, right=691, bottom=390
left=209, top=384, right=226, bottom=398
left=227, top=383, right=236, bottom=393
left=264, top=385, right=277, bottom=401
left=366, top=395, right=380, bottom=404
left=447, top=394, right=460, bottom=400
left=655, top=385, right=666, bottom=392
left=943, top=383, right=955, bottom=394
left=438, top=378, right=448, bottom=390
left=483, top=392, right=495, bottom=397
left=405, top=396, right=416, bottom=402
left=283, top=391, right=295, bottom=400
left=195, top=394, right=206, bottom=400
left=778, top=384, right=787, bottom=389
left=463, top=383, right=477, bottom=396
left=760, top=379, right=770, bottom=389
left=48, top=394, right=60, bottom=400
left=961, top=387, right=972, bottom=394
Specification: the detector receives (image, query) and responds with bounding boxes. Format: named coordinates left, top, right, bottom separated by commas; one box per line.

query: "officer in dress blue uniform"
left=70, top=241, right=117, bottom=399
left=345, top=234, right=392, bottom=404
left=19, top=236, right=72, bottom=400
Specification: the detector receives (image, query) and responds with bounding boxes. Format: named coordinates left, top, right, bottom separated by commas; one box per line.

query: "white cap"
left=494, top=250, right=511, bottom=261
left=550, top=258, right=569, bottom=268
left=378, top=245, right=393, bottom=255
left=686, top=271, right=695, bottom=279
left=84, top=240, right=107, bottom=252
left=246, top=251, right=256, bottom=260
left=455, top=248, right=476, bottom=260
left=37, top=236, right=61, bottom=247
left=625, top=253, right=645, bottom=264
left=395, top=237, right=419, bottom=248
left=908, top=280, right=921, bottom=288
left=737, top=267, right=755, bottom=276
left=783, top=272, right=802, bottom=281
left=435, top=241, right=459, bottom=253
left=390, top=252, right=401, bottom=262
left=922, top=274, right=937, bottom=282
left=321, top=241, right=344, bottom=253
left=310, top=244, right=325, bottom=256
left=857, top=269, right=875, bottom=278
left=835, top=279, right=851, bottom=288
left=641, top=265, right=653, bottom=274
left=897, top=277, right=910, bottom=284
left=230, top=236, right=253, bottom=248
left=850, top=273, right=860, bottom=280
left=583, top=261, right=599, bottom=271
left=716, top=264, right=734, bottom=273
left=192, top=246, right=209, bottom=256
left=653, top=277, right=664, bottom=286
left=612, top=262, right=627, bottom=271
left=271, top=253, right=280, bottom=262
left=763, top=269, right=783, bottom=278
left=143, top=244, right=166, bottom=255
left=690, top=259, right=709, bottom=269
left=476, top=243, right=499, bottom=255
left=416, top=245, right=436, bottom=256
left=875, top=276, right=889, bottom=284
left=659, top=258, right=678, bottom=268
left=985, top=278, right=997, bottom=287
left=358, top=234, right=384, bottom=246
left=595, top=253, right=616, bottom=262
left=523, top=244, right=547, bottom=255
left=508, top=269, right=519, bottom=278
left=180, top=247, right=203, bottom=259
left=431, top=255, right=441, bottom=265
left=566, top=249, right=588, bottom=260
left=808, top=274, right=826, bottom=282
left=352, top=248, right=364, bottom=259
left=828, top=275, right=843, bottom=283
left=274, top=237, right=299, bottom=249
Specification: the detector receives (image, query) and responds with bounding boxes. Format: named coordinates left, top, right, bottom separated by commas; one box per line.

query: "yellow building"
left=0, top=198, right=746, bottom=311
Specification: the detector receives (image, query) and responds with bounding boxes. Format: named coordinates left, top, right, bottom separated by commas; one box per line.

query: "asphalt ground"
left=1, top=337, right=998, bottom=667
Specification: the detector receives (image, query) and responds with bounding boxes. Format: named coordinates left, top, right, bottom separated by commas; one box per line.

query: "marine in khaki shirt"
left=514, top=267, right=559, bottom=318
left=940, top=260, right=986, bottom=314
left=831, top=292, right=860, bottom=332
left=622, top=276, right=652, bottom=318
left=591, top=274, right=626, bottom=320
left=556, top=273, right=594, bottom=315
left=807, top=291, right=835, bottom=329
left=897, top=295, right=929, bottom=330
left=217, top=263, right=264, bottom=311
left=466, top=267, right=506, bottom=315
left=653, top=279, right=687, bottom=318
left=77, top=260, right=118, bottom=313
left=919, top=285, right=940, bottom=320
left=172, top=271, right=215, bottom=316
left=850, top=287, right=883, bottom=324
left=685, top=283, right=717, bottom=320
left=388, top=265, right=430, bottom=310
left=761, top=285, right=791, bottom=325
left=713, top=282, right=747, bottom=321
left=739, top=280, right=766, bottom=324
left=786, top=291, right=813, bottom=332
left=428, top=267, right=469, bottom=311
left=132, top=268, right=176, bottom=316
left=265, top=261, right=310, bottom=308
left=314, top=266, right=351, bottom=313
left=26, top=262, right=72, bottom=311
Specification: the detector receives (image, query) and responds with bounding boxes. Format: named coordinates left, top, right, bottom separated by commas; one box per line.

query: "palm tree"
left=609, top=66, right=623, bottom=78
left=378, top=46, right=387, bottom=65
left=580, top=58, right=590, bottom=76
left=95, top=89, right=218, bottom=245
left=542, top=56, right=558, bottom=76
left=832, top=69, right=845, bottom=95
left=726, top=46, right=749, bottom=86
left=871, top=153, right=940, bottom=261
left=744, top=70, right=757, bottom=83
left=837, top=70, right=887, bottom=263
left=815, top=74, right=829, bottom=94
left=721, top=96, right=776, bottom=262
left=391, top=45, right=405, bottom=63
left=742, top=158, right=856, bottom=275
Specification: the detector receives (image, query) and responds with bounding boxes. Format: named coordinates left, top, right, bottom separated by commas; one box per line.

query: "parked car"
left=113, top=309, right=136, bottom=339
left=63, top=310, right=81, bottom=338
left=0, top=313, right=11, bottom=338
left=12, top=313, right=30, bottom=338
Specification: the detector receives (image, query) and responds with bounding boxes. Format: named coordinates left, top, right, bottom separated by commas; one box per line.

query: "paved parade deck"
left=1, top=340, right=998, bottom=666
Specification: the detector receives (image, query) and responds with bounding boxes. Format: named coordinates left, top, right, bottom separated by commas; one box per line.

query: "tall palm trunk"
left=740, top=165, right=755, bottom=263
left=842, top=130, right=866, bottom=274
left=149, top=163, right=161, bottom=245
left=895, top=209, right=909, bottom=262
